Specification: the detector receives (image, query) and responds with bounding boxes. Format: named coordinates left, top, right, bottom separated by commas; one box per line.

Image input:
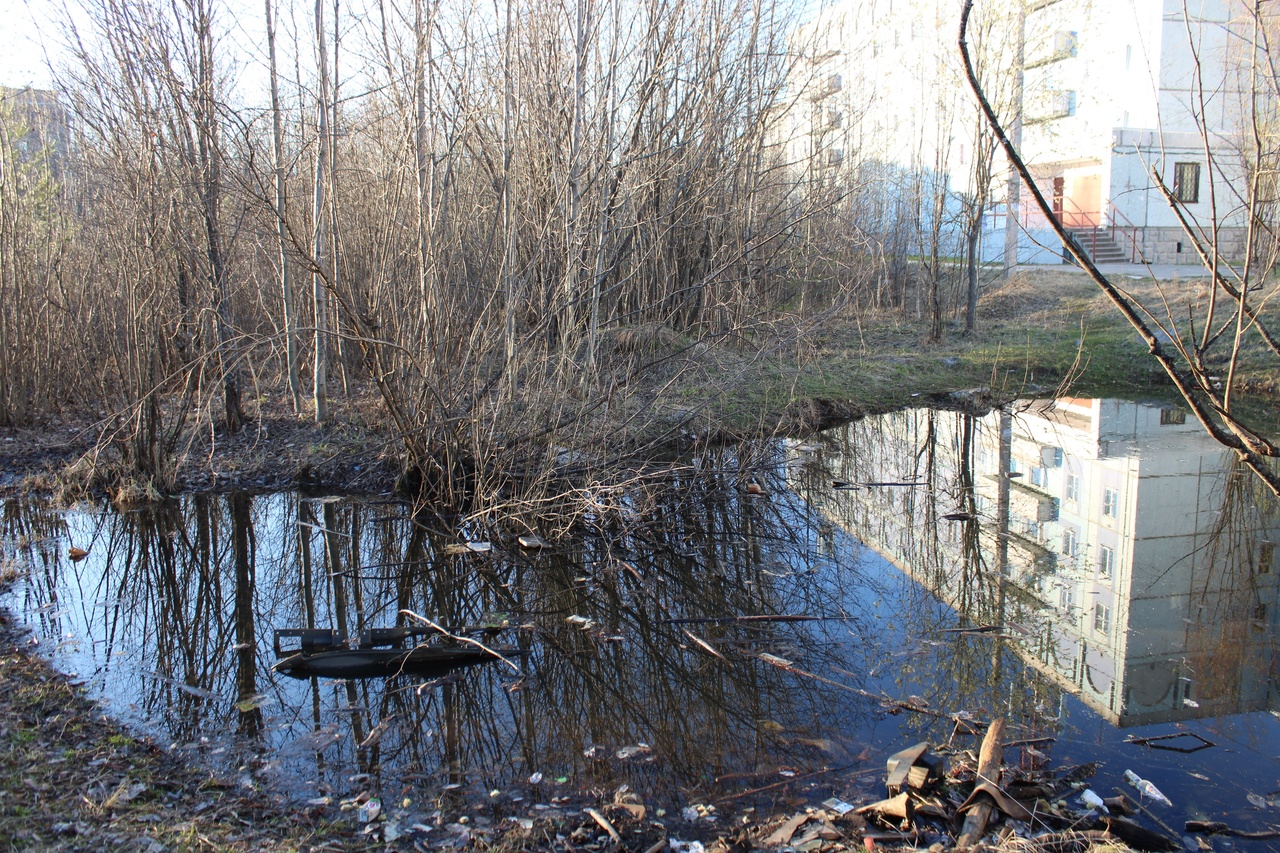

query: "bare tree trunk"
left=265, top=0, right=300, bottom=411
left=329, top=0, right=349, bottom=398
left=194, top=0, right=244, bottom=433
left=413, top=0, right=436, bottom=350
left=559, top=0, right=590, bottom=357
left=1001, top=2, right=1025, bottom=278
left=965, top=221, right=980, bottom=335
left=312, top=0, right=331, bottom=424
left=501, top=0, right=517, bottom=371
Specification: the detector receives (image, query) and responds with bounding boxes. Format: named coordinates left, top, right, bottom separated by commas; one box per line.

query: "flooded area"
left=4, top=397, right=1280, bottom=842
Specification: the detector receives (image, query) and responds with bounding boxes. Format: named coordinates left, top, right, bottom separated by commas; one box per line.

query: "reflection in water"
left=792, top=398, right=1280, bottom=727
left=3, top=401, right=1279, bottom=828
left=5, top=465, right=970, bottom=805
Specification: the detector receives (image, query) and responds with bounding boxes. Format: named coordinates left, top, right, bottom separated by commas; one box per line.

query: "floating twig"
left=400, top=610, right=523, bottom=673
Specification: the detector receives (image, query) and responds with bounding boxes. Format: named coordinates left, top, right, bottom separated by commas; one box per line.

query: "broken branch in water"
left=1186, top=821, right=1280, bottom=840
left=758, top=656, right=985, bottom=733
left=712, top=766, right=838, bottom=803
left=679, top=628, right=727, bottom=660
left=665, top=615, right=835, bottom=625
left=399, top=610, right=524, bottom=673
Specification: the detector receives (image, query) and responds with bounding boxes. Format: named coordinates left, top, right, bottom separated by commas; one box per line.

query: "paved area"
left=1014, top=260, right=1224, bottom=280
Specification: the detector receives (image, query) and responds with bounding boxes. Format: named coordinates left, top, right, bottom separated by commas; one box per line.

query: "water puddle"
left=3, top=397, right=1279, bottom=838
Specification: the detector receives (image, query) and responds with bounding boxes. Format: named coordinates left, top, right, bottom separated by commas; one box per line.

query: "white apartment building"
left=784, top=0, right=1257, bottom=266
left=791, top=399, right=1280, bottom=726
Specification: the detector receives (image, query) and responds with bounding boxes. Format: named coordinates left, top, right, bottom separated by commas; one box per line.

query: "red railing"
left=1106, top=202, right=1144, bottom=264
left=999, top=190, right=1149, bottom=264
left=1022, top=197, right=1146, bottom=264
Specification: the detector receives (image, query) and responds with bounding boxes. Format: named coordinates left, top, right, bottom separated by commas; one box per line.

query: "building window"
left=1094, top=603, right=1111, bottom=634
left=1099, top=545, right=1114, bottom=580
left=1103, top=487, right=1119, bottom=519
left=1060, top=586, right=1075, bottom=611
left=1173, top=162, right=1201, bottom=204
left=1031, top=466, right=1048, bottom=488
left=1125, top=44, right=1132, bottom=70
left=1259, top=542, right=1274, bottom=575
left=1063, top=528, right=1078, bottom=557
left=1160, top=407, right=1187, bottom=425
left=1065, top=472, right=1079, bottom=503
left=1052, top=30, right=1078, bottom=59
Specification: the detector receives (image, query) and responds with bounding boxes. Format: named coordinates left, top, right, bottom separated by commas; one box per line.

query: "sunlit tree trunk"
left=192, top=0, right=243, bottom=433
left=265, top=0, right=300, bottom=411
left=312, top=0, right=331, bottom=424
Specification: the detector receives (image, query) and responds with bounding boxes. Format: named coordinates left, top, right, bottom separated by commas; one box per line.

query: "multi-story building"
left=782, top=0, right=1257, bottom=266
left=0, top=86, right=72, bottom=179
left=790, top=398, right=1280, bottom=726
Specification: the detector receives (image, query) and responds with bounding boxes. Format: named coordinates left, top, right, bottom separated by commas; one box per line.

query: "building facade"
left=783, top=0, right=1258, bottom=266
left=790, top=399, right=1280, bottom=726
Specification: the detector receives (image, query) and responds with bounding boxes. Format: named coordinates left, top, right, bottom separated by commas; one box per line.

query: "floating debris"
left=1124, top=769, right=1173, bottom=807
left=615, top=744, right=652, bottom=760
left=357, top=797, right=381, bottom=823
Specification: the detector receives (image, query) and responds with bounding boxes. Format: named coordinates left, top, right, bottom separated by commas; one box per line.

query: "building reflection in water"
left=791, top=398, right=1280, bottom=727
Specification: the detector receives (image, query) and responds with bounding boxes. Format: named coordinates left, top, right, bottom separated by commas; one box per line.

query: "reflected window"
left=1099, top=545, right=1114, bottom=580
left=1102, top=487, right=1119, bottom=519
left=1031, top=466, right=1048, bottom=488
left=1094, top=602, right=1111, bottom=634
left=1062, top=528, right=1078, bottom=557
left=1066, top=472, right=1079, bottom=503
left=1060, top=586, right=1075, bottom=611
left=1259, top=542, right=1274, bottom=575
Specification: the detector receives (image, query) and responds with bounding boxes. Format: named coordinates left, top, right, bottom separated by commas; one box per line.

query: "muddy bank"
left=0, top=609, right=374, bottom=852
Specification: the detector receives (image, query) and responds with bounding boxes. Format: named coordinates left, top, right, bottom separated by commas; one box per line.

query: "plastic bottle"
left=1079, top=788, right=1109, bottom=813
left=1123, top=769, right=1173, bottom=807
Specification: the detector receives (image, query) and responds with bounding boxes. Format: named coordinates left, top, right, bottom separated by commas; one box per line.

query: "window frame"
left=1099, top=544, right=1114, bottom=580
left=1102, top=487, right=1119, bottom=519
left=1173, top=162, right=1201, bottom=204
left=1094, top=602, right=1111, bottom=634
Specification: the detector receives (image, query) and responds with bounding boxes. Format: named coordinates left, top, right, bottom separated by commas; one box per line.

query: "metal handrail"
left=1106, top=202, right=1144, bottom=263
left=1008, top=190, right=1146, bottom=264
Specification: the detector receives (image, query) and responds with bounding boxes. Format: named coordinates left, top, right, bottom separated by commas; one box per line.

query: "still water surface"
left=3, top=398, right=1280, bottom=838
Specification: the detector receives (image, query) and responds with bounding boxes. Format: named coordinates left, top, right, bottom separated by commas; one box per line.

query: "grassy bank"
left=672, top=268, right=1181, bottom=440
left=1, top=266, right=1263, bottom=502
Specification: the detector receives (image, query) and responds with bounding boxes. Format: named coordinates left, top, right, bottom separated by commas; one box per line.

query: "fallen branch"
left=1186, top=820, right=1280, bottom=840
left=664, top=615, right=830, bottom=625
left=956, top=719, right=1006, bottom=848
left=712, top=767, right=837, bottom=804
left=400, top=610, right=524, bottom=673
left=1113, top=787, right=1181, bottom=846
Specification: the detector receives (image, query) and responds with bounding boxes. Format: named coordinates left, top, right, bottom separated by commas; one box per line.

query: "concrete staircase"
left=1067, top=227, right=1130, bottom=264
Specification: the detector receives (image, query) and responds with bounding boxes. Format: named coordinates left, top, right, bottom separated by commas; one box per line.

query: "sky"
left=0, top=0, right=281, bottom=100
left=0, top=0, right=58, bottom=90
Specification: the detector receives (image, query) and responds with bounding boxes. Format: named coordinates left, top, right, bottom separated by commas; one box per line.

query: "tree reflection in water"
left=6, top=403, right=1277, bottom=810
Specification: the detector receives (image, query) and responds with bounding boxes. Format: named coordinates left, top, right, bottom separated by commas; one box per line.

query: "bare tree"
left=265, top=0, right=301, bottom=410
left=311, top=0, right=331, bottom=424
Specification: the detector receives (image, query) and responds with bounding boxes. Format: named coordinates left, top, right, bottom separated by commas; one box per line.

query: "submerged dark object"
left=272, top=627, right=523, bottom=680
